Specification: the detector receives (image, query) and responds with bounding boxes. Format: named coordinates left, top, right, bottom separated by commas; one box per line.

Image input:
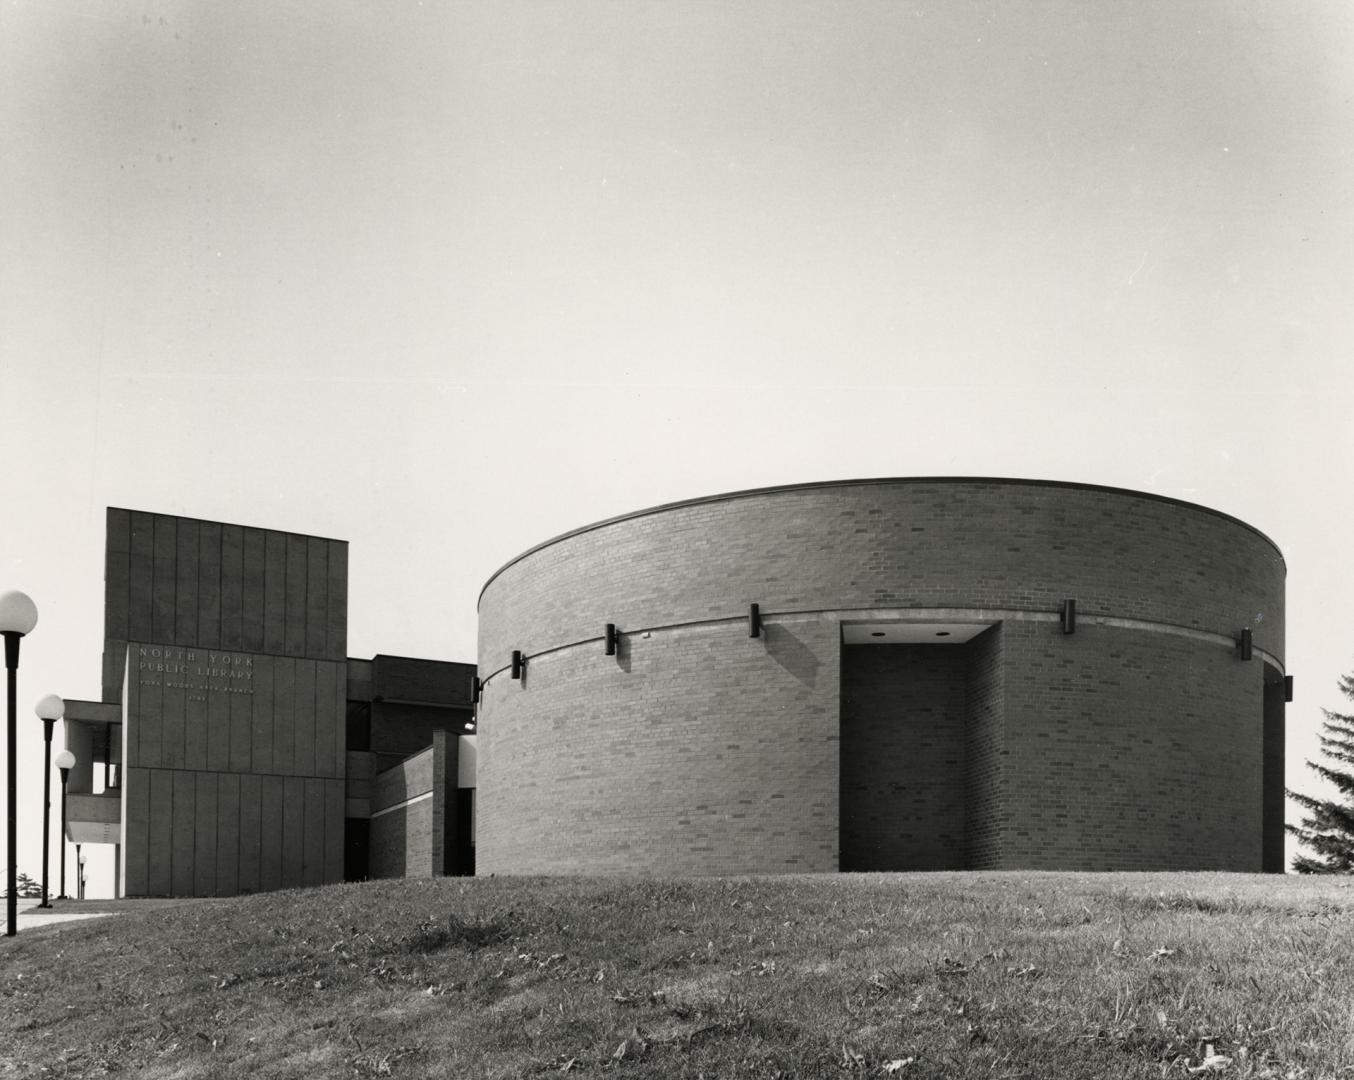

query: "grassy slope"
left=2, top=873, right=1353, bottom=1079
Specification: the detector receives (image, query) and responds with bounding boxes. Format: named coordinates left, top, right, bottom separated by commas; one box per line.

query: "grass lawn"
left=2, top=872, right=1352, bottom=1079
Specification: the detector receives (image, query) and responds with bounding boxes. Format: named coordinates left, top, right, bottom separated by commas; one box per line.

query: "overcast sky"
left=2, top=2, right=1351, bottom=891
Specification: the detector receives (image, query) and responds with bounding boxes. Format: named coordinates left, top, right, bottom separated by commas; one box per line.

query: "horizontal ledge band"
left=480, top=605, right=1282, bottom=689
left=369, top=789, right=434, bottom=819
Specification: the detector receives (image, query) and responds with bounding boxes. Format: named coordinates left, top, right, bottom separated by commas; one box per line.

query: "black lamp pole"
left=5, top=631, right=18, bottom=936
left=0, top=590, right=37, bottom=938
left=57, top=761, right=72, bottom=900
left=33, top=695, right=64, bottom=909
left=39, top=716, right=54, bottom=907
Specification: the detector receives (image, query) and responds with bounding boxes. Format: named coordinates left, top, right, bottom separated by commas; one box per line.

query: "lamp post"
left=54, top=749, right=75, bottom=900
left=0, top=590, right=39, bottom=938
left=77, top=849, right=86, bottom=901
left=34, top=694, right=64, bottom=909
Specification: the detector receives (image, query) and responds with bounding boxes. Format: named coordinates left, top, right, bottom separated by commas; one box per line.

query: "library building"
left=60, top=509, right=476, bottom=897
left=57, top=478, right=1289, bottom=895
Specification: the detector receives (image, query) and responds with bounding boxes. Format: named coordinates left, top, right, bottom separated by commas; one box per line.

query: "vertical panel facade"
left=112, top=509, right=349, bottom=897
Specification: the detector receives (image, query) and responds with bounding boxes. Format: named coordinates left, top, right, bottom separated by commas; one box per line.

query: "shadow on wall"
left=763, top=622, right=820, bottom=687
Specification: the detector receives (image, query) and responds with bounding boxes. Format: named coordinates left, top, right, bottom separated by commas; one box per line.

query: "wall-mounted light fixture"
left=1239, top=628, right=1253, bottom=661
left=604, top=623, right=618, bottom=656
left=748, top=603, right=761, bottom=638
left=471, top=676, right=481, bottom=704
left=511, top=650, right=523, bottom=680
left=1060, top=598, right=1076, bottom=635
left=1285, top=675, right=1294, bottom=702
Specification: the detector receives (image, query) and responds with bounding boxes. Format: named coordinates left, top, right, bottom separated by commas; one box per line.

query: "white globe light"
left=54, top=750, right=76, bottom=771
left=0, top=591, right=38, bottom=635
left=34, top=694, right=65, bottom=721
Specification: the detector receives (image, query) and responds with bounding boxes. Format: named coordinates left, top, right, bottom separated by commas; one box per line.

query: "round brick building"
left=476, top=478, right=1287, bottom=875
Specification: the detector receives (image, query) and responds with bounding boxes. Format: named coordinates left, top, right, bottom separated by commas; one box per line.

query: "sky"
left=2, top=2, right=1352, bottom=895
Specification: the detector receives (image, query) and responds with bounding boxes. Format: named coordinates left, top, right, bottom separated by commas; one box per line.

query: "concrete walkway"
left=12, top=904, right=122, bottom=929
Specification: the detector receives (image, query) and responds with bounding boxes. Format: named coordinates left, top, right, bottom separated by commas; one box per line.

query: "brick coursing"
left=480, top=482, right=1284, bottom=671
left=477, top=480, right=1284, bottom=874
left=479, top=618, right=839, bottom=875
left=369, top=745, right=435, bottom=878
left=963, top=625, right=1004, bottom=868
left=997, top=620, right=1263, bottom=870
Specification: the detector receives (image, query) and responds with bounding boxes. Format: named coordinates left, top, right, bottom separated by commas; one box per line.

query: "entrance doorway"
left=839, top=622, right=1001, bottom=871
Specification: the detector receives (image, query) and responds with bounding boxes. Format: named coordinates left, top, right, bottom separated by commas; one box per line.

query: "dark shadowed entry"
left=839, top=623, right=1002, bottom=871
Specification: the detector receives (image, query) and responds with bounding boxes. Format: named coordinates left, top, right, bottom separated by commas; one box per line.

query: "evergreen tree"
left=1288, top=671, right=1354, bottom=873
left=1, top=872, right=43, bottom=898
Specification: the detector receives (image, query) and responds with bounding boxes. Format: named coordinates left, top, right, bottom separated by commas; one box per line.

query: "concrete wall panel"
left=194, top=772, right=217, bottom=896
left=123, top=766, right=150, bottom=897
left=326, top=543, right=347, bottom=659
left=314, top=659, right=337, bottom=778
left=161, top=670, right=185, bottom=770
left=272, top=657, right=295, bottom=775
left=263, top=531, right=287, bottom=655
left=282, top=776, right=305, bottom=889
left=206, top=672, right=230, bottom=773
left=228, top=680, right=251, bottom=773
left=303, top=778, right=324, bottom=886
left=239, top=773, right=262, bottom=894
left=171, top=770, right=195, bottom=896
left=306, top=537, right=328, bottom=659
left=259, top=774, right=283, bottom=892
left=128, top=511, right=154, bottom=643
left=216, top=773, right=240, bottom=897
left=294, top=660, right=317, bottom=779
left=241, top=528, right=266, bottom=653
left=174, top=520, right=199, bottom=648
left=284, top=535, right=307, bottom=656
left=151, top=516, right=176, bottom=643
left=112, top=511, right=350, bottom=897
left=220, top=524, right=244, bottom=650
left=196, top=521, right=221, bottom=650
left=137, top=658, right=162, bottom=769
left=147, top=769, right=173, bottom=895
left=324, top=778, right=345, bottom=883
left=184, top=682, right=207, bottom=772
left=251, top=659, right=273, bottom=775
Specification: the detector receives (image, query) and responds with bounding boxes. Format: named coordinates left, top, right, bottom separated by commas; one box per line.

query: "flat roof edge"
left=108, top=507, right=348, bottom=546
left=477, top=476, right=1285, bottom=606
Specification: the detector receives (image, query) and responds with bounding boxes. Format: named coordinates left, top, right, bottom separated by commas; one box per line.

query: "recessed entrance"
left=839, top=622, right=1001, bottom=871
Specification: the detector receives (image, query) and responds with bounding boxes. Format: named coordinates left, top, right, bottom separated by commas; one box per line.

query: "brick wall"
left=997, top=620, right=1263, bottom=870
left=1262, top=669, right=1286, bottom=872
left=476, top=479, right=1284, bottom=874
left=479, top=481, right=1285, bottom=671
left=963, top=626, right=1004, bottom=868
left=369, top=744, right=435, bottom=878
left=478, top=616, right=839, bottom=875
left=368, top=731, right=459, bottom=879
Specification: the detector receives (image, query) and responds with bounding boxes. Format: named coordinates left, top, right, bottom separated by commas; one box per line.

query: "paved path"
left=12, top=906, right=121, bottom=929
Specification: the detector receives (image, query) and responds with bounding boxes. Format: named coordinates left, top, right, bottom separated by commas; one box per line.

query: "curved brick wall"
left=476, top=479, right=1286, bottom=875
